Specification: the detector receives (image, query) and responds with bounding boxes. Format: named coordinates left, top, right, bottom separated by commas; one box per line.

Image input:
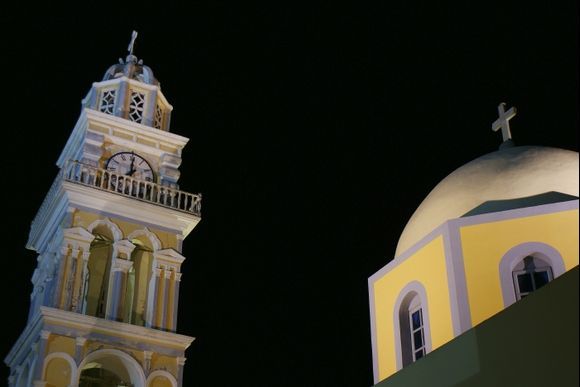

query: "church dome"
left=395, top=145, right=579, bottom=257
left=103, top=54, right=159, bottom=86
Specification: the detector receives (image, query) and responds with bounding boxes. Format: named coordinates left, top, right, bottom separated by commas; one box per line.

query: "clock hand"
left=127, top=154, right=136, bottom=176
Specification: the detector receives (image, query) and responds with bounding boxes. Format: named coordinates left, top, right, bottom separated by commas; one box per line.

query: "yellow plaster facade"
left=372, top=236, right=454, bottom=379
left=460, top=208, right=579, bottom=326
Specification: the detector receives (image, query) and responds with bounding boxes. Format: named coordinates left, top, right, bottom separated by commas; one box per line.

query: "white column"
left=106, top=259, right=133, bottom=321
left=143, top=351, right=153, bottom=376
left=171, top=272, right=182, bottom=332
left=161, top=269, right=172, bottom=330
left=54, top=246, right=70, bottom=309
left=63, top=247, right=79, bottom=311
left=146, top=267, right=162, bottom=328
left=71, top=250, right=89, bottom=313
left=75, top=337, right=87, bottom=364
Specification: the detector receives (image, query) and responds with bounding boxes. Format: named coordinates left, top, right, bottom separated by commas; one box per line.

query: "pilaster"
left=177, top=357, right=186, bottom=387
left=32, top=330, right=51, bottom=382
left=171, top=272, right=182, bottom=331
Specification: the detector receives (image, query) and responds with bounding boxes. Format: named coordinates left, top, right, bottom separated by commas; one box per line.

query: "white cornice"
left=28, top=179, right=200, bottom=253
left=63, top=181, right=200, bottom=237
left=5, top=307, right=194, bottom=367
left=40, top=307, right=194, bottom=349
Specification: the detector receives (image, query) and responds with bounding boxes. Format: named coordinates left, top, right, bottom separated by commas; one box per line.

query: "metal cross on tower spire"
left=128, top=30, right=138, bottom=56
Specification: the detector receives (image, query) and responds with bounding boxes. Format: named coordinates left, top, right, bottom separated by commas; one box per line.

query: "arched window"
left=512, top=255, right=553, bottom=300
left=394, top=282, right=432, bottom=369
left=399, top=293, right=427, bottom=366
left=499, top=242, right=566, bottom=307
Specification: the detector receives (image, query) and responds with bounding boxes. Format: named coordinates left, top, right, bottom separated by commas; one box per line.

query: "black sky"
left=0, top=2, right=577, bottom=386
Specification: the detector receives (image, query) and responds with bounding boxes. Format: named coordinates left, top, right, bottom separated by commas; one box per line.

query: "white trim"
left=39, top=306, right=194, bottom=349
left=64, top=181, right=200, bottom=237
left=42, top=352, right=77, bottom=385
left=87, top=218, right=123, bottom=241
left=499, top=242, right=567, bottom=307
left=76, top=348, right=145, bottom=386
left=147, top=370, right=178, bottom=387
left=128, top=228, right=162, bottom=251
left=392, top=281, right=432, bottom=371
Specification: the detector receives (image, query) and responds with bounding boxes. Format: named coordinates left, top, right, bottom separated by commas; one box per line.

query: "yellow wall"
left=150, top=376, right=174, bottom=387
left=151, top=353, right=178, bottom=375
left=461, top=209, right=579, bottom=326
left=47, top=336, right=75, bottom=356
left=45, top=357, right=72, bottom=387
left=372, top=236, right=454, bottom=380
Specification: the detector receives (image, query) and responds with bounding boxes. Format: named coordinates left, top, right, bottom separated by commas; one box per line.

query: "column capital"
left=163, top=270, right=173, bottom=280
left=153, top=267, right=162, bottom=277
left=60, top=245, right=70, bottom=256
left=144, top=350, right=153, bottom=360
left=40, top=330, right=51, bottom=340
left=113, top=258, right=134, bottom=273
left=113, top=239, right=137, bottom=259
left=177, top=357, right=187, bottom=366
left=174, top=272, right=183, bottom=282
left=81, top=251, right=91, bottom=261
left=76, top=337, right=87, bottom=346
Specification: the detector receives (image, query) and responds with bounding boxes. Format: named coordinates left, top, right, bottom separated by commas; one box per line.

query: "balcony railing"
left=62, top=160, right=202, bottom=216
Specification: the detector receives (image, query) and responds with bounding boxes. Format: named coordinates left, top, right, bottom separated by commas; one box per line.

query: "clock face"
left=105, top=152, right=154, bottom=182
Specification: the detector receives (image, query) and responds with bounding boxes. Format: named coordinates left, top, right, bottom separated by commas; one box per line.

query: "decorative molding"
left=87, top=218, right=123, bottom=241
left=76, top=348, right=145, bottom=386
left=39, top=306, right=194, bottom=349
left=127, top=228, right=162, bottom=251
left=147, top=369, right=178, bottom=387
left=499, top=242, right=567, bottom=308
left=392, top=281, right=433, bottom=372
left=154, top=249, right=186, bottom=266
left=41, top=352, right=77, bottom=384
left=113, top=239, right=137, bottom=259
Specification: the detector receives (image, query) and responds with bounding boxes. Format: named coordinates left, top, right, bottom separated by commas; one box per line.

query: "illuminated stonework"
left=368, top=133, right=579, bottom=383
left=5, top=33, right=201, bottom=387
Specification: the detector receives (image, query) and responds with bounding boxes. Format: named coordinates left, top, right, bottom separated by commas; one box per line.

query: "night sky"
left=0, top=2, right=577, bottom=386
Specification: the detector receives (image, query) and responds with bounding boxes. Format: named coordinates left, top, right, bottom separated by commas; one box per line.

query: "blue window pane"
left=413, top=330, right=423, bottom=349
left=415, top=349, right=424, bottom=360
left=517, top=273, right=533, bottom=293
left=412, top=309, right=422, bottom=330
left=534, top=271, right=550, bottom=289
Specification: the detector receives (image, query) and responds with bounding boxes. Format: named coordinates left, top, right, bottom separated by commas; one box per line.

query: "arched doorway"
left=77, top=349, right=145, bottom=387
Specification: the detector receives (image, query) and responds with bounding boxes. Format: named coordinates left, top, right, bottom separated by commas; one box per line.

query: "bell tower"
left=5, top=32, right=201, bottom=387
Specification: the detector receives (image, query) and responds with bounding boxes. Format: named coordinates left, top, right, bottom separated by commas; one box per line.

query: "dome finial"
left=492, top=102, right=517, bottom=148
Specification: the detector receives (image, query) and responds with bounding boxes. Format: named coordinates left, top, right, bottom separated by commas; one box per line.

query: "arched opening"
left=44, top=356, right=73, bottom=387
left=146, top=370, right=177, bottom=387
left=149, top=376, right=174, bottom=387
left=499, top=242, right=566, bottom=307
left=125, top=236, right=154, bottom=326
left=393, top=281, right=432, bottom=370
left=512, top=255, right=554, bottom=300
left=77, top=350, right=144, bottom=387
left=85, top=225, right=115, bottom=318
left=398, top=291, right=426, bottom=367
